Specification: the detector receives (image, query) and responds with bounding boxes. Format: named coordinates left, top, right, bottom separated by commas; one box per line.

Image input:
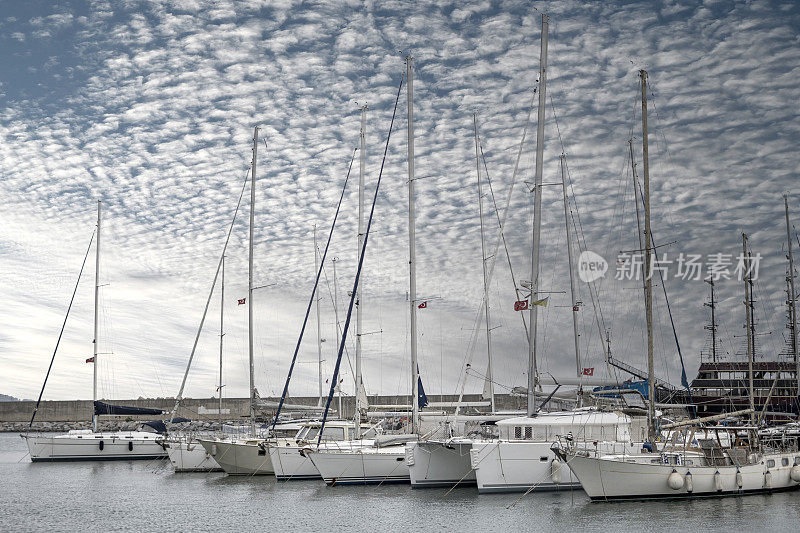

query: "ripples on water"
left=2, top=433, right=799, bottom=532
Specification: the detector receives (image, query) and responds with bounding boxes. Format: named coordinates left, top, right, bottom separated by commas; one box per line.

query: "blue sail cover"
left=93, top=400, right=164, bottom=416
left=417, top=364, right=428, bottom=408
left=143, top=418, right=190, bottom=434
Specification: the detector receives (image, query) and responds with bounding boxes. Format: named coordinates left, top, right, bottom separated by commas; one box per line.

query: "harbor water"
left=2, top=432, right=799, bottom=532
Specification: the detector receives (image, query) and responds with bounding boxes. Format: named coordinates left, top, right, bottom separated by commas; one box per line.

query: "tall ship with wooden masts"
left=690, top=198, right=800, bottom=420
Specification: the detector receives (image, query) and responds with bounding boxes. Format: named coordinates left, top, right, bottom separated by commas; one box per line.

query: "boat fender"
left=685, top=471, right=693, bottom=493
left=765, top=470, right=772, bottom=489
left=714, top=471, right=722, bottom=492
left=99, top=440, right=104, bottom=451
left=667, top=470, right=684, bottom=490
left=128, top=441, right=133, bottom=451
left=790, top=465, right=800, bottom=482
left=211, top=444, right=218, bottom=456
left=736, top=469, right=743, bottom=489
left=551, top=459, right=562, bottom=485
left=405, top=447, right=415, bottom=467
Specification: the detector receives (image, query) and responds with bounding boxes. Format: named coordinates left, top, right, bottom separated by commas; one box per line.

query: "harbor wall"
left=0, top=394, right=529, bottom=427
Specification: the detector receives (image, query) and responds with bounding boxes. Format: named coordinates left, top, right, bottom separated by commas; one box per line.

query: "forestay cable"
left=271, top=148, right=357, bottom=429
left=317, top=73, right=404, bottom=444
left=29, top=230, right=95, bottom=428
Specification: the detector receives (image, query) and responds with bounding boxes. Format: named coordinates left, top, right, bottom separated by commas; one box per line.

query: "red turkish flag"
left=582, top=367, right=594, bottom=376
left=238, top=298, right=246, bottom=305
left=514, top=300, right=529, bottom=311
left=418, top=301, right=427, bottom=309
left=85, top=357, right=94, bottom=363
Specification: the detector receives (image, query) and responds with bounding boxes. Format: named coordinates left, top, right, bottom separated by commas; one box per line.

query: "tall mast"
left=704, top=278, right=717, bottom=365
left=743, top=233, right=755, bottom=423
left=219, top=255, right=224, bottom=430
left=248, top=126, right=258, bottom=437
left=785, top=196, right=799, bottom=397
left=332, top=257, right=342, bottom=417
left=355, top=104, right=367, bottom=432
left=92, top=200, right=101, bottom=433
left=560, top=154, right=581, bottom=380
left=406, top=56, right=420, bottom=433
left=314, top=226, right=324, bottom=407
left=527, top=13, right=549, bottom=418
left=473, top=113, right=495, bottom=413
left=640, top=70, right=656, bottom=442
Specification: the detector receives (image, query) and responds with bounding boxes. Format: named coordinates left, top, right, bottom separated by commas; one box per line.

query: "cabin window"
left=319, top=427, right=345, bottom=441
left=524, top=427, right=532, bottom=439
left=515, top=427, right=522, bottom=439
left=539, top=456, right=548, bottom=462
left=782, top=458, right=790, bottom=467
left=767, top=459, right=775, bottom=468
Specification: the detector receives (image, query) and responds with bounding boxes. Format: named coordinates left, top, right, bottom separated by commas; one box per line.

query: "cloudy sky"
left=1, top=0, right=799, bottom=405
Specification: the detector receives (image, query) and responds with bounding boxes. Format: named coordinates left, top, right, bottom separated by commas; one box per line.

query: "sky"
left=1, top=0, right=799, bottom=404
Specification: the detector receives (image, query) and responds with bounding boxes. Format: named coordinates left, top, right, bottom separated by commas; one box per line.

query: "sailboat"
left=160, top=255, right=228, bottom=473
left=22, top=201, right=168, bottom=462
left=197, top=127, right=279, bottom=475
left=305, top=60, right=423, bottom=486
left=407, top=112, right=527, bottom=488
left=553, top=70, right=800, bottom=501
left=454, top=15, right=652, bottom=494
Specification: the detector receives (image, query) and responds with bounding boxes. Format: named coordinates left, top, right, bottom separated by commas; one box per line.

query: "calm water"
left=2, top=433, right=799, bottom=532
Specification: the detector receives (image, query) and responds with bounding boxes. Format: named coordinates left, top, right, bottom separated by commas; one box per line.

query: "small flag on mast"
left=238, top=298, right=246, bottom=305
left=85, top=357, right=94, bottom=363
left=418, top=301, right=427, bottom=309
left=514, top=300, right=528, bottom=311
left=532, top=297, right=549, bottom=307
left=582, top=367, right=594, bottom=376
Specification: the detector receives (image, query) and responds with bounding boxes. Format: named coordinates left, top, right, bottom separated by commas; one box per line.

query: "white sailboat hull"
left=559, top=450, right=800, bottom=501
left=470, top=440, right=593, bottom=493
left=164, top=438, right=222, bottom=472
left=23, top=431, right=166, bottom=462
left=408, top=440, right=477, bottom=488
left=307, top=444, right=410, bottom=485
left=197, top=438, right=274, bottom=475
left=269, top=443, right=321, bottom=480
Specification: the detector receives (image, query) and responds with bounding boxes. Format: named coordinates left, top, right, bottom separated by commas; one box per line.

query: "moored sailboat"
left=22, top=201, right=167, bottom=462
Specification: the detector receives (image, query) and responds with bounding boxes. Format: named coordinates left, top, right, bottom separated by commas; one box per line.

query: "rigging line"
left=320, top=263, right=357, bottom=383
left=271, top=148, right=357, bottom=430
left=453, top=83, right=539, bottom=415
left=168, top=166, right=251, bottom=425
left=478, top=135, right=529, bottom=337
left=634, top=177, right=692, bottom=394
left=28, top=229, right=96, bottom=429
left=318, top=72, right=404, bottom=445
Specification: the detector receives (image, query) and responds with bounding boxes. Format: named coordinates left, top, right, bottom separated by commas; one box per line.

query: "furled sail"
left=93, top=400, right=164, bottom=416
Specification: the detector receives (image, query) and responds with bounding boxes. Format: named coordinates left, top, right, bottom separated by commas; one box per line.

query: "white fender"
left=211, top=443, right=218, bottom=456
left=790, top=465, right=800, bottom=482
left=736, top=470, right=743, bottom=489
left=667, top=470, right=684, bottom=490
left=765, top=470, right=772, bottom=489
left=714, top=471, right=723, bottom=492
left=551, top=459, right=562, bottom=485
left=685, top=471, right=693, bottom=493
